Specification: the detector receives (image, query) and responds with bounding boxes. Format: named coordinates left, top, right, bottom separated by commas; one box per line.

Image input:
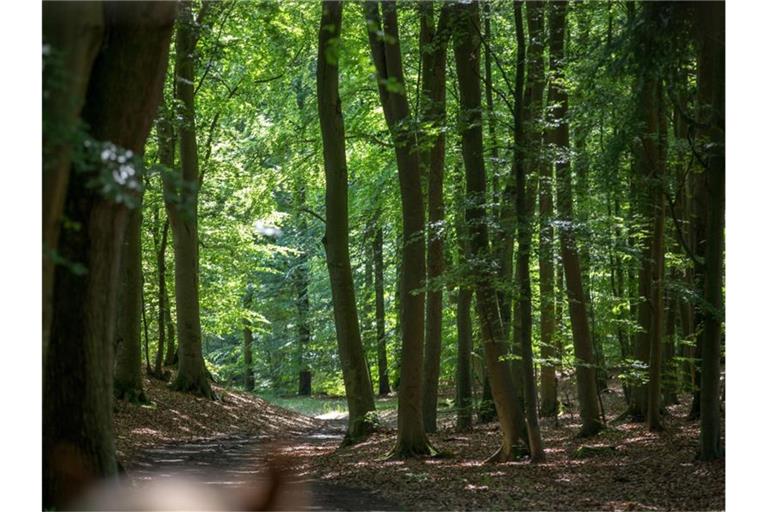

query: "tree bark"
left=419, top=2, right=449, bottom=435
left=43, top=2, right=104, bottom=362
left=295, top=193, right=312, bottom=396
left=318, top=1, right=377, bottom=442
left=114, top=205, right=148, bottom=402
left=693, top=0, right=725, bottom=461
left=364, top=1, right=434, bottom=457
left=153, top=215, right=170, bottom=376
left=515, top=0, right=545, bottom=461
left=168, top=0, right=213, bottom=398
left=43, top=3, right=175, bottom=508
left=373, top=226, right=391, bottom=396
left=454, top=0, right=527, bottom=461
left=548, top=0, right=602, bottom=438
left=243, top=288, right=254, bottom=392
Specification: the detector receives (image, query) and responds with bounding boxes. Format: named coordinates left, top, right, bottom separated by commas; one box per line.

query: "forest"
left=40, top=0, right=725, bottom=510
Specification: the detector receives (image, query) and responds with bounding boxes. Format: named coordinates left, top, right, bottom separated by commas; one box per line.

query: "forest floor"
left=114, top=374, right=724, bottom=511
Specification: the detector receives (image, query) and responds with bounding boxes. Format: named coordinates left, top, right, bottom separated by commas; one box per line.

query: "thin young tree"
left=44, top=3, right=176, bottom=507
left=317, top=0, right=377, bottom=442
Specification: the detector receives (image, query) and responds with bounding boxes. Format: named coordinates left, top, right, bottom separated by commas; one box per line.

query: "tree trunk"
left=419, top=2, right=449, bottom=435
left=318, top=1, right=377, bottom=442
left=243, top=288, right=254, bottom=392
left=42, top=2, right=104, bottom=361
left=43, top=3, right=175, bottom=508
left=168, top=1, right=213, bottom=399
left=364, top=1, right=434, bottom=457
left=454, top=0, right=527, bottom=461
left=456, top=286, right=474, bottom=431
left=513, top=0, right=545, bottom=462
left=153, top=216, right=170, bottom=376
left=296, top=207, right=312, bottom=396
left=114, top=206, right=148, bottom=403
left=548, top=0, right=602, bottom=438
left=374, top=226, right=391, bottom=396
left=693, top=0, right=725, bottom=461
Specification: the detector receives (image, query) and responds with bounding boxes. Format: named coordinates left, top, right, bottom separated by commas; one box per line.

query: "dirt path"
left=123, top=421, right=401, bottom=511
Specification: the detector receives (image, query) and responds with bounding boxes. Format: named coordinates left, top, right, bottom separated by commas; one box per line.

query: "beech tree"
left=317, top=0, right=377, bottom=442
left=43, top=2, right=176, bottom=507
left=165, top=0, right=215, bottom=398
left=364, top=0, right=434, bottom=457
left=454, top=0, right=527, bottom=461
left=548, top=0, right=603, bottom=437
left=419, top=1, right=450, bottom=435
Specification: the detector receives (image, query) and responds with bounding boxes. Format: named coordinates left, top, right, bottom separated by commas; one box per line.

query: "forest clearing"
left=37, top=0, right=730, bottom=510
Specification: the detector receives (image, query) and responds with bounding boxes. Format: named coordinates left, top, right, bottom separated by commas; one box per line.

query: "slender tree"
left=548, top=0, right=603, bottom=437
left=317, top=0, right=377, bottom=442
left=373, top=225, right=391, bottom=396
left=419, top=1, right=450, bottom=435
left=43, top=3, right=175, bottom=507
left=243, top=286, right=255, bottom=391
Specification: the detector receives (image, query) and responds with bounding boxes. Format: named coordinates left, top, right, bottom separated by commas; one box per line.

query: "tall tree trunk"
left=243, top=288, right=254, bottom=392
left=318, top=1, right=377, bottom=442
left=364, top=1, right=433, bottom=457
left=295, top=201, right=312, bottom=396
left=645, top=79, right=667, bottom=432
left=114, top=205, right=148, bottom=402
left=454, top=163, right=474, bottom=431
left=43, top=3, right=175, bottom=508
left=153, top=215, right=170, bottom=376
left=456, top=286, right=474, bottom=431
left=42, top=2, right=104, bottom=361
left=548, top=0, right=602, bottom=438
left=419, top=2, right=449, bottom=435
left=168, top=1, right=213, bottom=398
left=374, top=226, right=391, bottom=396
left=693, top=0, right=725, bottom=461
left=513, top=0, right=544, bottom=462
left=663, top=288, right=679, bottom=405
left=454, top=0, right=527, bottom=462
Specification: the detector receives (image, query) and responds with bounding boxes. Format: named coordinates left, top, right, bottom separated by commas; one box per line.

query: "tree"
left=373, top=225, right=391, bottom=396
left=364, top=0, right=435, bottom=457
left=42, top=1, right=103, bottom=365
left=114, top=201, right=148, bottom=403
left=514, top=0, right=545, bottom=461
left=317, top=0, right=377, bottom=442
left=420, top=1, right=450, bottom=435
left=453, top=0, right=527, bottom=461
left=166, top=0, right=215, bottom=398
left=548, top=0, right=603, bottom=437
left=693, top=0, right=725, bottom=461
left=242, top=285, right=255, bottom=391
left=43, top=3, right=176, bottom=507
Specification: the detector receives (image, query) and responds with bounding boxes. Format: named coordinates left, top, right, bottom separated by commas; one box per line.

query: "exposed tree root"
left=114, top=387, right=149, bottom=405
left=170, top=373, right=217, bottom=400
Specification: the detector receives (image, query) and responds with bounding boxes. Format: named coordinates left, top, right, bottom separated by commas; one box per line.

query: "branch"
left=299, top=207, right=326, bottom=225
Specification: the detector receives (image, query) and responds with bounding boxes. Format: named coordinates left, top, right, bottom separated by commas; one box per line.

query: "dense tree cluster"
left=42, top=1, right=724, bottom=507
